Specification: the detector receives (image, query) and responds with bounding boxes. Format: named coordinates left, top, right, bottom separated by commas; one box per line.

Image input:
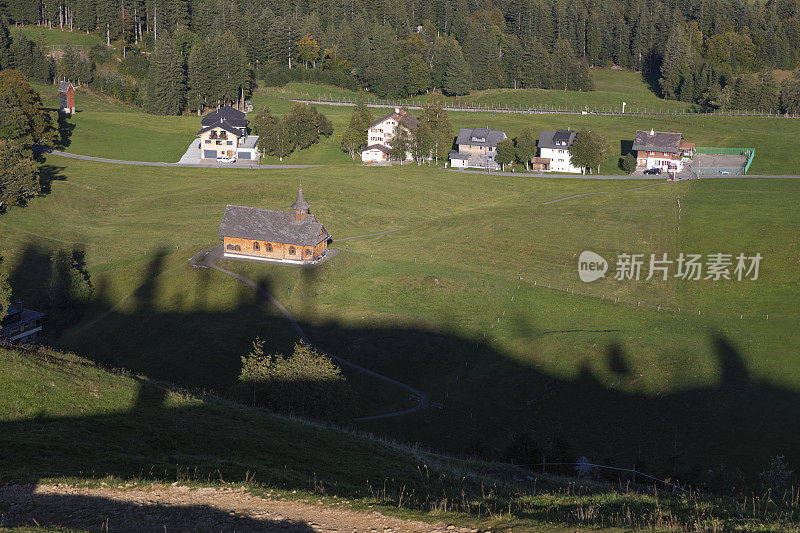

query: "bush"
left=621, top=153, right=637, bottom=173
left=235, top=339, right=355, bottom=420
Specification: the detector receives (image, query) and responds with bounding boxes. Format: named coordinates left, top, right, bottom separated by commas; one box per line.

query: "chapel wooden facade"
left=217, top=187, right=330, bottom=263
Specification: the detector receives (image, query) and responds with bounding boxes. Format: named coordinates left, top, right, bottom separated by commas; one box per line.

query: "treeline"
left=5, top=0, right=800, bottom=105
left=660, top=25, right=800, bottom=113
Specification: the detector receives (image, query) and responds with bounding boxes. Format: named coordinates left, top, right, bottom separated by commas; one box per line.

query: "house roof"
left=632, top=130, right=683, bottom=153
left=198, top=120, right=244, bottom=137
left=531, top=157, right=551, bottom=164
left=538, top=130, right=578, bottom=150
left=58, top=81, right=74, bottom=92
left=367, top=109, right=419, bottom=131
left=456, top=127, right=507, bottom=148
left=218, top=205, right=330, bottom=247
left=201, top=106, right=247, bottom=128
left=363, top=144, right=391, bottom=154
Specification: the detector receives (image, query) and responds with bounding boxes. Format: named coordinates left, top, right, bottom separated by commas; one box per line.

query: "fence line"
left=264, top=90, right=800, bottom=119
left=514, top=460, right=687, bottom=493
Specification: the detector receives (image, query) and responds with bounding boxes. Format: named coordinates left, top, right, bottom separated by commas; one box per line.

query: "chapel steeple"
left=292, top=185, right=310, bottom=222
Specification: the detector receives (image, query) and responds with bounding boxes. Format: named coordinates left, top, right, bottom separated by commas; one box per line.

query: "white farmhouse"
left=361, top=108, right=419, bottom=163
left=538, top=130, right=582, bottom=173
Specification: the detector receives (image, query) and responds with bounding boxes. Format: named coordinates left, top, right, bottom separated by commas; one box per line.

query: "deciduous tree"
left=569, top=130, right=609, bottom=174
left=0, top=140, right=40, bottom=213
left=514, top=128, right=536, bottom=170
left=495, top=138, right=515, bottom=171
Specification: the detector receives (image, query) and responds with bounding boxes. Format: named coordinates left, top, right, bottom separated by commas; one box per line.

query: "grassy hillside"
left=2, top=344, right=799, bottom=531
left=262, top=69, right=690, bottom=112
left=10, top=25, right=103, bottom=49
left=1, top=157, right=798, bottom=490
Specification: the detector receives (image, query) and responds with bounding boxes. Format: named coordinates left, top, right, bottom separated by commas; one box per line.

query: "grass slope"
left=262, top=69, right=690, bottom=112
left=10, top=25, right=103, bottom=49
left=2, top=345, right=798, bottom=532
left=1, top=157, right=798, bottom=488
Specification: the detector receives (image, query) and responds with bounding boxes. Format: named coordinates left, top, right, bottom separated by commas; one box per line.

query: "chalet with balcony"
left=198, top=106, right=259, bottom=160
left=361, top=108, right=419, bottom=163
left=449, top=127, right=507, bottom=170
left=632, top=129, right=694, bottom=172
left=0, top=305, right=45, bottom=344
left=218, top=187, right=331, bottom=264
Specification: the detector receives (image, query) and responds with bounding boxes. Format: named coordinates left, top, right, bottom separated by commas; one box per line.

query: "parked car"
left=644, top=168, right=661, bottom=175
left=217, top=154, right=236, bottom=163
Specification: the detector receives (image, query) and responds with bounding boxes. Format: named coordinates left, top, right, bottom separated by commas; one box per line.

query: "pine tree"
left=443, top=39, right=472, bottom=95
left=780, top=70, right=800, bottom=114
left=146, top=35, right=185, bottom=115
left=0, top=16, right=13, bottom=70
left=187, top=38, right=211, bottom=114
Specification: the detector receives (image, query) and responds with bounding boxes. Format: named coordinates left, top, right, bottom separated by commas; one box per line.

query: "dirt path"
left=0, top=483, right=480, bottom=532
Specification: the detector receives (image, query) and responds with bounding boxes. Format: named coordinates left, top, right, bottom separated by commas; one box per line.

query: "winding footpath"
left=189, top=243, right=428, bottom=422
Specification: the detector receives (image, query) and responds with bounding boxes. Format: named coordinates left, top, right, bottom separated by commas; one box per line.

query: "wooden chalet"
left=217, top=187, right=331, bottom=264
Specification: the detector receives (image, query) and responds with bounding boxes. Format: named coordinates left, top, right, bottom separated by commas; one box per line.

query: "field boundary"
left=267, top=94, right=800, bottom=118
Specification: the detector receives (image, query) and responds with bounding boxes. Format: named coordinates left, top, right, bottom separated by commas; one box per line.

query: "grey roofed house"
left=218, top=205, right=330, bottom=247
left=197, top=120, right=244, bottom=137
left=632, top=129, right=683, bottom=154
left=538, top=129, right=578, bottom=149
left=201, top=105, right=248, bottom=128
left=58, top=81, right=74, bottom=92
left=456, top=127, right=507, bottom=148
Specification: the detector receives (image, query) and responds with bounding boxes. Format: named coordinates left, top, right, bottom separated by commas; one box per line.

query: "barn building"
left=217, top=187, right=331, bottom=264
left=58, top=81, right=75, bottom=114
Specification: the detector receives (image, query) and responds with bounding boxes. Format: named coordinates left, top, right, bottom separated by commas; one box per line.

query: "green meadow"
left=10, top=25, right=103, bottom=49
left=1, top=152, right=799, bottom=488
left=262, top=69, right=692, bottom=112
left=1, top=74, right=800, bottom=507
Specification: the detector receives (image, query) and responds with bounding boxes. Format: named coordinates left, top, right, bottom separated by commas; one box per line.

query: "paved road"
left=48, top=150, right=321, bottom=169
left=189, top=244, right=429, bottom=422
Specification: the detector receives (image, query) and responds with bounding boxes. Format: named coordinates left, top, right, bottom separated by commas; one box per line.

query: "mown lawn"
left=1, top=157, right=798, bottom=487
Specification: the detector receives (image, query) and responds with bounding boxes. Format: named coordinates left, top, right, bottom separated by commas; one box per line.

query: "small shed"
left=58, top=81, right=75, bottom=114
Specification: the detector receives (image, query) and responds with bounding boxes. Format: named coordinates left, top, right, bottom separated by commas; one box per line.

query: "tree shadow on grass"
left=5, top=246, right=800, bottom=494
left=38, top=163, right=67, bottom=196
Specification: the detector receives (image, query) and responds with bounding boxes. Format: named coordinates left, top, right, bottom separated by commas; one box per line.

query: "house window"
left=649, top=151, right=655, bottom=156
left=253, top=242, right=260, bottom=250
left=227, top=141, right=232, bottom=145
left=289, top=246, right=295, bottom=255
left=266, top=243, right=273, bottom=252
